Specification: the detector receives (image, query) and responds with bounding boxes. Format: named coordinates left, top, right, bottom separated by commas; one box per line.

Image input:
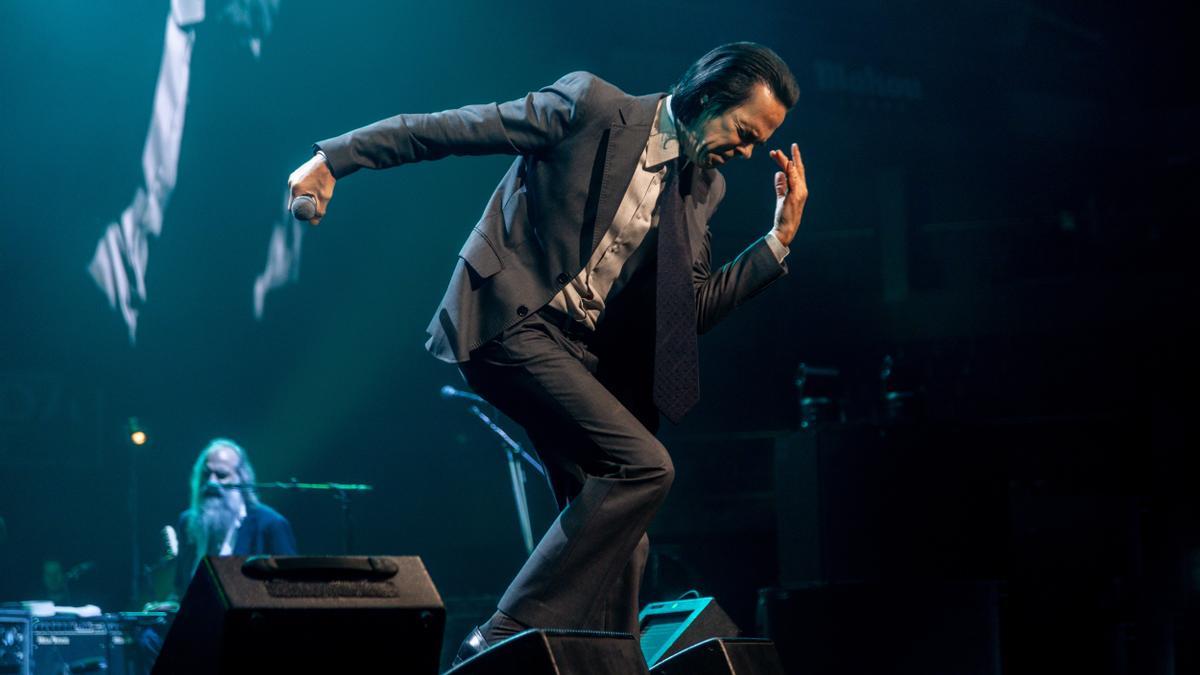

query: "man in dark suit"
left=288, top=42, right=806, bottom=661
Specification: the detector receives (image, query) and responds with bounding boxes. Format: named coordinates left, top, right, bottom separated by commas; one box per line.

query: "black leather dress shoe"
left=451, top=626, right=489, bottom=667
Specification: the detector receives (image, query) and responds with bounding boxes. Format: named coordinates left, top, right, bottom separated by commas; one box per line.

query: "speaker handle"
left=241, top=555, right=400, bottom=581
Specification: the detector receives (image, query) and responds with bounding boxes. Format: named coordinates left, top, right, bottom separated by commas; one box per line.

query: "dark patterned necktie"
left=653, top=165, right=700, bottom=424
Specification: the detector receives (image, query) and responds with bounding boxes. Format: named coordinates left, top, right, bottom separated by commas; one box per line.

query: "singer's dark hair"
left=670, top=42, right=799, bottom=127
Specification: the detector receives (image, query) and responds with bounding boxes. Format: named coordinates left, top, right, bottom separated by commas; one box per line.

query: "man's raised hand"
left=769, top=143, right=807, bottom=247
left=288, top=153, right=336, bottom=226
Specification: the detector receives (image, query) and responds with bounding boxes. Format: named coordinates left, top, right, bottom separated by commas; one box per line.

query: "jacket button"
left=556, top=273, right=570, bottom=285
left=517, top=305, right=528, bottom=317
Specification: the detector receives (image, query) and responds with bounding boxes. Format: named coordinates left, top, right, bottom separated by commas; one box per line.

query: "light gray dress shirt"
left=549, top=96, right=788, bottom=331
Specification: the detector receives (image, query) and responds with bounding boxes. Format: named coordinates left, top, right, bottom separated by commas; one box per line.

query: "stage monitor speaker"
left=649, top=638, right=784, bottom=675
left=152, top=555, right=444, bottom=674
left=446, top=629, right=649, bottom=674
left=638, top=596, right=739, bottom=666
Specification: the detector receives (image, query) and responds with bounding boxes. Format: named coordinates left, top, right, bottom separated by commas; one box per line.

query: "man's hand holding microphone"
left=288, top=151, right=337, bottom=225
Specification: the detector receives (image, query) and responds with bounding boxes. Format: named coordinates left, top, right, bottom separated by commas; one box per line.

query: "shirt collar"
left=645, top=95, right=681, bottom=169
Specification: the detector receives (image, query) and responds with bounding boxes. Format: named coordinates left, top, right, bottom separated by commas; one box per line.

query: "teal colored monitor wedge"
left=638, top=596, right=739, bottom=666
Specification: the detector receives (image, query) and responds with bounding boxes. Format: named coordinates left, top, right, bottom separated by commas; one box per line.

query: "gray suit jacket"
left=317, top=71, right=786, bottom=366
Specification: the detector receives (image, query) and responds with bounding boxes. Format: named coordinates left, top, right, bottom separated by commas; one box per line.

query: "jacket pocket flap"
left=458, top=230, right=503, bottom=279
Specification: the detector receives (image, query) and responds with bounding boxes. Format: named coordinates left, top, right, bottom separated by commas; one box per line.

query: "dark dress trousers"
left=317, top=72, right=786, bottom=634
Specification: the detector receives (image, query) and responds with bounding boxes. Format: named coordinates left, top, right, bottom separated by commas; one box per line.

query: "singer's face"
left=678, top=82, right=787, bottom=170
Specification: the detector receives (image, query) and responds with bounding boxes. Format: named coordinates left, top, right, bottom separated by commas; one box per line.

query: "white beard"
left=189, top=491, right=240, bottom=559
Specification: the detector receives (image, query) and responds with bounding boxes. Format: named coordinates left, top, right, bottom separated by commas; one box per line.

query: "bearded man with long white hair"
left=173, top=438, right=296, bottom=597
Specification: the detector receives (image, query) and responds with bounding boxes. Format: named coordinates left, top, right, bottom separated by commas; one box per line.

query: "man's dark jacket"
left=319, top=71, right=787, bottom=353
left=317, top=72, right=787, bottom=423
left=173, top=503, right=296, bottom=595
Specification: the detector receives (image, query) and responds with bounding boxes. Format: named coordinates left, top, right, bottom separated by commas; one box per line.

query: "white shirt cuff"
left=765, top=231, right=790, bottom=263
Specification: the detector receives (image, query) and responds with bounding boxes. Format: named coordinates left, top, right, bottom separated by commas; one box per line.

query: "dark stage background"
left=1, top=1, right=1196, bottom=672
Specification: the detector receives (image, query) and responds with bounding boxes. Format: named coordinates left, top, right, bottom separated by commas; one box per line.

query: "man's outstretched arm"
left=287, top=71, right=597, bottom=225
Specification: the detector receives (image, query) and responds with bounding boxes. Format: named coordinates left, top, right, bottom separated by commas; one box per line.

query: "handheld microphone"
left=440, top=385, right=485, bottom=404
left=143, top=525, right=178, bottom=574
left=162, top=525, right=179, bottom=559
left=290, top=195, right=317, bottom=221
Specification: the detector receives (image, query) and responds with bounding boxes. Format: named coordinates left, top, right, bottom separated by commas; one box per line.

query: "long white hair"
left=184, top=438, right=260, bottom=569
left=187, top=438, right=260, bottom=511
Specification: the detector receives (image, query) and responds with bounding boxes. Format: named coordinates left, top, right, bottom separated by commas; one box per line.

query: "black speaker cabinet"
left=638, top=596, right=739, bottom=666
left=775, top=425, right=1007, bottom=587
left=446, top=629, right=649, bottom=675
left=152, top=555, right=444, bottom=674
left=650, top=638, right=784, bottom=675
left=757, top=582, right=1002, bottom=675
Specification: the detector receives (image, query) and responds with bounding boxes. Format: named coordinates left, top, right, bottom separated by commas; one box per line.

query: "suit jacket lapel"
left=589, top=93, right=665, bottom=255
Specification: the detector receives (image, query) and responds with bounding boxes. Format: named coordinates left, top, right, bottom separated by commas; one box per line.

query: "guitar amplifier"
left=0, top=609, right=31, bottom=675
left=30, top=614, right=130, bottom=675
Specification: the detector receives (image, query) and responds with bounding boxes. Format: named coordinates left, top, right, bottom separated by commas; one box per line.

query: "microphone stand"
left=233, top=480, right=373, bottom=554
left=443, top=386, right=546, bottom=555
left=465, top=404, right=546, bottom=555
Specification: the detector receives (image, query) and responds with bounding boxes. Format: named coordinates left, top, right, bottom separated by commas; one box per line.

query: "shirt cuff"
left=314, top=148, right=335, bottom=175
left=765, top=231, right=790, bottom=263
